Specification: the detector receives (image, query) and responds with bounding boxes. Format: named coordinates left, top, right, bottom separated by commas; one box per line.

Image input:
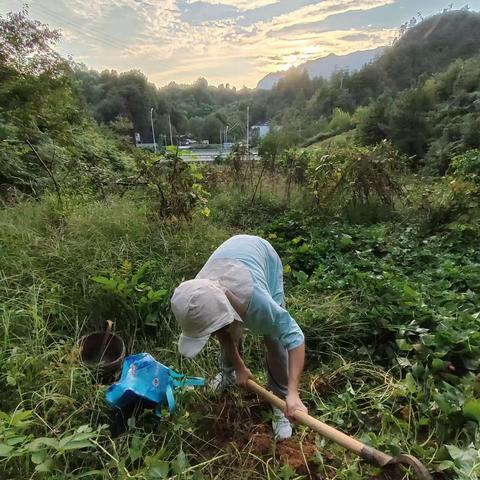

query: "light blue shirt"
left=196, top=235, right=305, bottom=351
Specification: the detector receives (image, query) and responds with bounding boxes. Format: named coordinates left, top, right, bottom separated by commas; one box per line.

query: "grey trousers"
left=219, top=334, right=289, bottom=399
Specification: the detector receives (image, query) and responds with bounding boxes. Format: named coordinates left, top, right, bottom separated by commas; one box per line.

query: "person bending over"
left=171, top=234, right=307, bottom=439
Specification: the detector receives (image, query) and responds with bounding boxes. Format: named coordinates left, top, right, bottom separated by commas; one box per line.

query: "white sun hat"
left=171, top=278, right=242, bottom=358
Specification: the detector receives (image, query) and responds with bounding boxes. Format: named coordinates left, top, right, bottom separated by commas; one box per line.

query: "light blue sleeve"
left=271, top=301, right=305, bottom=351
left=245, top=288, right=305, bottom=351
left=266, top=245, right=285, bottom=306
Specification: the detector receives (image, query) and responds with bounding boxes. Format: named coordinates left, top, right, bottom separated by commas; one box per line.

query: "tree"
left=355, top=95, right=392, bottom=145
left=0, top=8, right=65, bottom=75
left=258, top=129, right=296, bottom=169
left=389, top=88, right=432, bottom=161
left=201, top=114, right=224, bottom=144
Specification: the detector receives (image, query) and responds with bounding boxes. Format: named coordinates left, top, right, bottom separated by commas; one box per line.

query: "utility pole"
left=150, top=107, right=157, bottom=154
left=246, top=106, right=250, bottom=153
left=168, top=114, right=173, bottom=146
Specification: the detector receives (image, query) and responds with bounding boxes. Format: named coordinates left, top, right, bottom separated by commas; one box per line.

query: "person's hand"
left=285, top=391, right=308, bottom=419
left=235, top=367, right=253, bottom=387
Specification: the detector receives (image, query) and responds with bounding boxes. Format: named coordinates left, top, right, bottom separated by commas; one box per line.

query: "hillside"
left=257, top=47, right=384, bottom=90
left=376, top=9, right=480, bottom=91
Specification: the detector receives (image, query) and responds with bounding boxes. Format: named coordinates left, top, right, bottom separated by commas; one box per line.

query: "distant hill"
left=373, top=10, right=480, bottom=92
left=257, top=47, right=384, bottom=90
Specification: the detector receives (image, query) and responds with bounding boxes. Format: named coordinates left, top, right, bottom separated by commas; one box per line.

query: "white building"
left=250, top=123, right=270, bottom=139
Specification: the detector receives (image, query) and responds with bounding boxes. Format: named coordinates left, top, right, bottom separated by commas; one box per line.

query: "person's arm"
left=285, top=341, right=308, bottom=418
left=215, top=329, right=252, bottom=386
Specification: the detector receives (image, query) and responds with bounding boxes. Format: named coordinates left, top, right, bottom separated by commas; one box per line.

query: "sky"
left=1, top=0, right=479, bottom=88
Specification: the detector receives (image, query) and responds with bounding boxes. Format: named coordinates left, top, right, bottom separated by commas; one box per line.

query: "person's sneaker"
left=210, top=370, right=236, bottom=394
left=272, top=406, right=292, bottom=440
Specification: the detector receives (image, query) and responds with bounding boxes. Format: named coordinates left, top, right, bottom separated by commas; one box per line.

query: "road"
left=137, top=145, right=259, bottom=162
left=179, top=149, right=259, bottom=162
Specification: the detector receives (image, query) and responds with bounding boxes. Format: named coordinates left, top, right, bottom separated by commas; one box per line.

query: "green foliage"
left=3, top=7, right=480, bottom=480
left=258, top=129, right=296, bottom=169
left=92, top=260, right=168, bottom=327
left=328, top=108, right=353, bottom=134
left=451, top=149, right=480, bottom=184
left=0, top=409, right=105, bottom=477
left=265, top=208, right=480, bottom=466
left=278, top=149, right=309, bottom=201
left=414, top=175, right=479, bottom=233
left=135, top=149, right=209, bottom=220
left=307, top=142, right=404, bottom=217
left=0, top=8, right=63, bottom=75
left=1, top=175, right=480, bottom=479
left=389, top=88, right=433, bottom=160
left=354, top=96, right=392, bottom=146
left=0, top=10, right=135, bottom=197
left=354, top=56, right=480, bottom=172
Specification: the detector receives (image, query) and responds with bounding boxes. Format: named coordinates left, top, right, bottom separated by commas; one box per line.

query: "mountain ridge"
left=257, top=47, right=385, bottom=89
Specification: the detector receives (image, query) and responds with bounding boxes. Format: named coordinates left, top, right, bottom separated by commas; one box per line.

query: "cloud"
left=262, top=0, right=395, bottom=33
left=178, top=1, right=239, bottom=24
left=340, top=32, right=371, bottom=41
left=3, top=0, right=409, bottom=86
left=185, top=0, right=279, bottom=12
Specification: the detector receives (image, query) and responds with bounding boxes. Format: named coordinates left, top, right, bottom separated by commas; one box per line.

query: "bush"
left=209, top=189, right=288, bottom=229
left=135, top=150, right=209, bottom=220
left=307, top=142, right=405, bottom=218
left=416, top=176, right=479, bottom=233
left=450, top=149, right=480, bottom=183
left=355, top=96, right=392, bottom=145
left=327, top=107, right=353, bottom=134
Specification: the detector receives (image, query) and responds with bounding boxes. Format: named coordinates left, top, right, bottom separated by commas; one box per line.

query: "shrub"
left=327, top=107, right=353, bottom=134
left=450, top=149, right=480, bottom=183
left=307, top=141, right=405, bottom=218
left=277, top=148, right=309, bottom=201
left=135, top=149, right=209, bottom=220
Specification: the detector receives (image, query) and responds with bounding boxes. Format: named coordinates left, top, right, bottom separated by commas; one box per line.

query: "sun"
left=277, top=46, right=325, bottom=71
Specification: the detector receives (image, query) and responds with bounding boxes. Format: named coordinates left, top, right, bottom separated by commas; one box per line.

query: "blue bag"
left=105, top=353, right=204, bottom=416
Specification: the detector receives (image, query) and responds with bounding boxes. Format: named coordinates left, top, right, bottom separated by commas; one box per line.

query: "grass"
left=1, top=177, right=480, bottom=479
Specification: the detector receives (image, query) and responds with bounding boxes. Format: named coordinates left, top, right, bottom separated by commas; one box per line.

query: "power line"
left=30, top=4, right=130, bottom=51
left=34, top=4, right=128, bottom=49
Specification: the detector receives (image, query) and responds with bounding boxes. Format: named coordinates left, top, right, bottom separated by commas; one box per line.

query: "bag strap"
left=183, top=376, right=205, bottom=387
left=154, top=384, right=176, bottom=417
left=165, top=383, right=176, bottom=415
left=168, top=369, right=184, bottom=379
left=168, top=368, right=205, bottom=389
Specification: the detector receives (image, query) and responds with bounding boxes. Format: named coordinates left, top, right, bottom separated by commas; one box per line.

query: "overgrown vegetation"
left=1, top=6, right=480, bottom=480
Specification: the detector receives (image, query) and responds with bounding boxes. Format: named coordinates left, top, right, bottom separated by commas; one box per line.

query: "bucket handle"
left=97, top=320, right=114, bottom=362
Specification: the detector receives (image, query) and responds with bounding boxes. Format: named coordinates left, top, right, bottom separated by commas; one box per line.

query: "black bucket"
left=79, top=321, right=126, bottom=382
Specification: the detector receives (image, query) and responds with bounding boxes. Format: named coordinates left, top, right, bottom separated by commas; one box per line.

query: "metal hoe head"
left=361, top=447, right=433, bottom=480
left=385, top=454, right=433, bottom=480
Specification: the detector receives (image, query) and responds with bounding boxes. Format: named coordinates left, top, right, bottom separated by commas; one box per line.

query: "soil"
left=192, top=394, right=328, bottom=478
left=235, top=424, right=320, bottom=476
left=276, top=434, right=317, bottom=475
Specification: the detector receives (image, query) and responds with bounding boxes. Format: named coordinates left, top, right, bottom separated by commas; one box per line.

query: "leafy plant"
left=0, top=409, right=104, bottom=475
left=93, top=260, right=168, bottom=326
left=135, top=149, right=209, bottom=220
left=307, top=141, right=405, bottom=216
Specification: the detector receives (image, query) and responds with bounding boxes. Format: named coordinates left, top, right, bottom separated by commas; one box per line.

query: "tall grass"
left=2, top=177, right=474, bottom=478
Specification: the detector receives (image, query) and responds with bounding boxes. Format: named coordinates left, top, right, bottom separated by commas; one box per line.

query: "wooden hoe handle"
left=246, top=379, right=433, bottom=479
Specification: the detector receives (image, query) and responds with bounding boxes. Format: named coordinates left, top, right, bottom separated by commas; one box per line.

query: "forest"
left=1, top=6, right=480, bottom=480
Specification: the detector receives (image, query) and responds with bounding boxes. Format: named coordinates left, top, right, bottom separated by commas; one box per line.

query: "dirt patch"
left=276, top=433, right=317, bottom=476
left=245, top=424, right=272, bottom=455
left=235, top=425, right=320, bottom=476
left=194, top=391, right=264, bottom=445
